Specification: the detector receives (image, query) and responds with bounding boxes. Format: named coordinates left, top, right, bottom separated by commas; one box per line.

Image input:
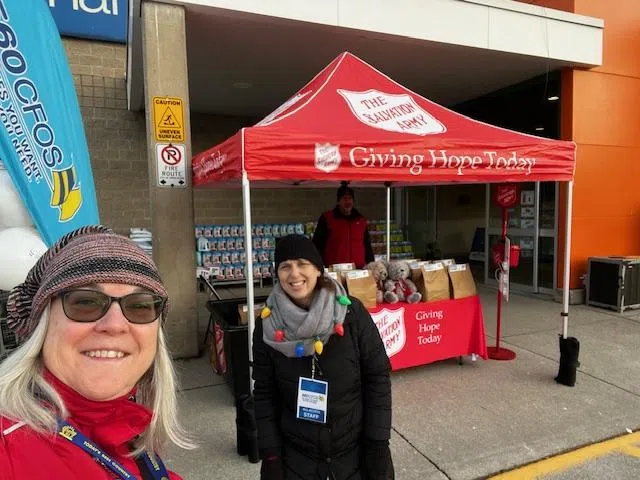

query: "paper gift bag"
left=238, top=302, right=266, bottom=326
left=448, top=263, right=477, bottom=299
left=326, top=271, right=339, bottom=282
left=345, top=270, right=377, bottom=309
left=330, top=263, right=356, bottom=272
left=329, top=263, right=355, bottom=287
left=439, top=258, right=456, bottom=267
left=420, top=262, right=451, bottom=302
left=409, top=260, right=430, bottom=284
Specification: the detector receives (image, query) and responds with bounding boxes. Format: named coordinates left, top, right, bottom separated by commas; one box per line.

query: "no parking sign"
left=156, top=143, right=186, bottom=188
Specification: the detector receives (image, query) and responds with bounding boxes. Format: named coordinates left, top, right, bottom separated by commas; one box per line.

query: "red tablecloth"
left=368, top=295, right=488, bottom=371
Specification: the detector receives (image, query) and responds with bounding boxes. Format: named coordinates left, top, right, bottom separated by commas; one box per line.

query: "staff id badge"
left=296, top=377, right=328, bottom=424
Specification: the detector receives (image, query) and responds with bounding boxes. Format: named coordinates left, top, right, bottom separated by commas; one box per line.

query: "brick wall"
left=63, top=38, right=149, bottom=234
left=194, top=187, right=387, bottom=226
left=63, top=38, right=387, bottom=234
left=191, top=114, right=388, bottom=225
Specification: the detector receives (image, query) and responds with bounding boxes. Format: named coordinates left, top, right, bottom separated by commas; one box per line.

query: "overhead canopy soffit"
left=128, top=0, right=603, bottom=116
left=190, top=52, right=576, bottom=188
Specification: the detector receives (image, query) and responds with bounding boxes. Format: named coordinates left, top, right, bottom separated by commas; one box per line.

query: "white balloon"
left=0, top=170, right=33, bottom=228
left=0, top=227, right=47, bottom=291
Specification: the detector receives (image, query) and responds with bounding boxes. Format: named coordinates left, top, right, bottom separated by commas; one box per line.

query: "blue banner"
left=0, top=0, right=100, bottom=246
left=47, top=0, right=127, bottom=44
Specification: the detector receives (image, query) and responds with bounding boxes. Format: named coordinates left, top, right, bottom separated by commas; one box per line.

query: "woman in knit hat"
left=253, top=234, right=393, bottom=480
left=0, top=225, right=193, bottom=479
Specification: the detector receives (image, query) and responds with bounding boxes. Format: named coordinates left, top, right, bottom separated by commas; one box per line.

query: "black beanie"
left=275, top=234, right=324, bottom=272
left=337, top=185, right=354, bottom=201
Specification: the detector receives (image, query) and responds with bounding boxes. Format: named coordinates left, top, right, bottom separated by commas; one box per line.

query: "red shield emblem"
left=494, top=185, right=518, bottom=208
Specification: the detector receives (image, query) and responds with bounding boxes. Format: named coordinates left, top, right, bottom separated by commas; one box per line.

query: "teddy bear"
left=384, top=261, right=422, bottom=304
left=365, top=260, right=388, bottom=304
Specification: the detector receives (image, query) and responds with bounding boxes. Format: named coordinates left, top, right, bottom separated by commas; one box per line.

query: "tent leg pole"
left=386, top=183, right=391, bottom=262
left=242, top=172, right=255, bottom=390
left=562, top=180, right=573, bottom=339
left=555, top=180, right=579, bottom=387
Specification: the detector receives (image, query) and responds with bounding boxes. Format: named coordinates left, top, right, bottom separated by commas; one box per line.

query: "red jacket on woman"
left=0, top=372, right=182, bottom=480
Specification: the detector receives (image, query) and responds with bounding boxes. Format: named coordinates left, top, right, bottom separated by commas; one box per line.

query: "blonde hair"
left=0, top=306, right=195, bottom=455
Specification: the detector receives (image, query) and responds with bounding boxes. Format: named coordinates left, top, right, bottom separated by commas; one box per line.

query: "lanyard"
left=139, top=448, right=171, bottom=480
left=311, top=354, right=324, bottom=380
left=56, top=419, right=170, bottom=480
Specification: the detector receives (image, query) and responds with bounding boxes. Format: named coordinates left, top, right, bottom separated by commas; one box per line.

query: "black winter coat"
left=252, top=296, right=392, bottom=480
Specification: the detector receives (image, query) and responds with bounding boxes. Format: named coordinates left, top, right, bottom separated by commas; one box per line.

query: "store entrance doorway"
left=402, top=182, right=558, bottom=294
left=484, top=182, right=558, bottom=293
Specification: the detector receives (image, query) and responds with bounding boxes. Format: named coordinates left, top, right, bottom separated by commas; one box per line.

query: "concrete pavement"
left=490, top=431, right=640, bottom=480
left=165, top=287, right=640, bottom=479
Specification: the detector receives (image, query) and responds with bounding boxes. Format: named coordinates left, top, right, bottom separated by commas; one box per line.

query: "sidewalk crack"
left=392, top=427, right=452, bottom=479
left=178, top=383, right=223, bottom=392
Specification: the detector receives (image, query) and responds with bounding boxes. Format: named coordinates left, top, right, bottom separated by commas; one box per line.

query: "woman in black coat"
left=253, top=234, right=393, bottom=480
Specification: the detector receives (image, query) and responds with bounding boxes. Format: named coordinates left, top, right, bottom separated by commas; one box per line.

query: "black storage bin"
left=207, top=296, right=268, bottom=397
left=587, top=256, right=640, bottom=313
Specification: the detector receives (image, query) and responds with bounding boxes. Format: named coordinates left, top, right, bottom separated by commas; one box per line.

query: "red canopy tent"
left=192, top=52, right=576, bottom=365
left=193, top=52, right=574, bottom=187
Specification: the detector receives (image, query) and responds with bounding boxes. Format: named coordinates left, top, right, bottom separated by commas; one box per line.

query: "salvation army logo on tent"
left=370, top=307, right=406, bottom=357
left=314, top=143, right=341, bottom=173
left=337, top=89, right=446, bottom=136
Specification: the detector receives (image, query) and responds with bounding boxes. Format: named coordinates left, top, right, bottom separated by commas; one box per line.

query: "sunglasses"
left=60, top=289, right=167, bottom=324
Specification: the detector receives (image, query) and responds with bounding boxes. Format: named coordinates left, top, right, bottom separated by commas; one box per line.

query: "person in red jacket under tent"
left=0, top=225, right=194, bottom=480
left=313, top=184, right=375, bottom=269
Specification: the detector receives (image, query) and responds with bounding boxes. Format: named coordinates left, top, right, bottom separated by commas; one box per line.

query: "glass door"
left=484, top=182, right=558, bottom=293
left=405, top=186, right=436, bottom=260
left=537, top=182, right=558, bottom=293
left=485, top=183, right=537, bottom=292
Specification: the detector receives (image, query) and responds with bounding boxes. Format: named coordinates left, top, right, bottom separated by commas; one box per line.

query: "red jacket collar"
left=44, top=370, right=152, bottom=449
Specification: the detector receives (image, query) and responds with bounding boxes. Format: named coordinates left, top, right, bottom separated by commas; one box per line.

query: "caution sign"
left=156, top=143, right=187, bottom=188
left=153, top=97, right=185, bottom=142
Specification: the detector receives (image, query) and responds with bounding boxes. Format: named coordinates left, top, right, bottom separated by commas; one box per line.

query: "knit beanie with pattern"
left=6, top=225, right=168, bottom=340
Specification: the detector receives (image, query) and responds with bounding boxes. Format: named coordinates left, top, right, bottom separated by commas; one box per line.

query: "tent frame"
left=238, top=150, right=574, bottom=374
left=194, top=52, right=577, bottom=383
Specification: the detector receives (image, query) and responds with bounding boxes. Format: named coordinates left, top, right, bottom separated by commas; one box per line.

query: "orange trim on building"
left=526, top=0, right=574, bottom=13
left=540, top=0, right=640, bottom=289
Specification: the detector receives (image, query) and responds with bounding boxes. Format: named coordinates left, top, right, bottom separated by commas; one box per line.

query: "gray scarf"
left=262, top=275, right=348, bottom=358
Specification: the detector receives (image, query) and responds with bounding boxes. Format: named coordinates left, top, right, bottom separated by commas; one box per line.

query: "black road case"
left=587, top=256, right=640, bottom=313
